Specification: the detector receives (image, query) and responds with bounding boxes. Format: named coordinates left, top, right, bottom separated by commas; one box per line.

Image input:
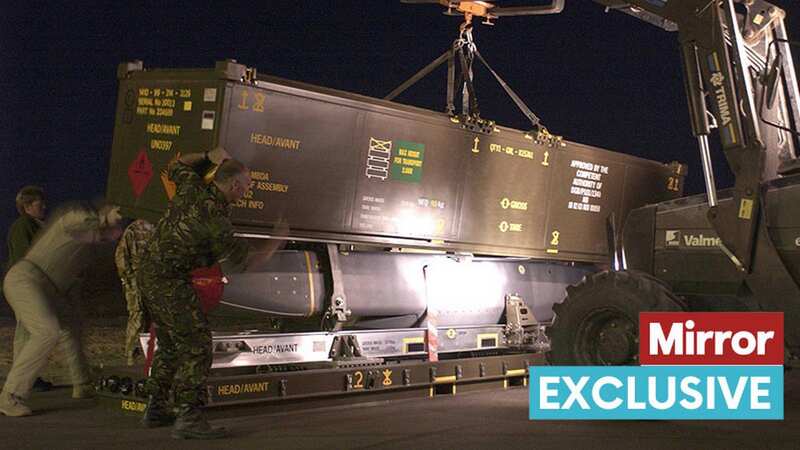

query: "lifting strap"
left=472, top=48, right=542, bottom=131
left=384, top=21, right=546, bottom=133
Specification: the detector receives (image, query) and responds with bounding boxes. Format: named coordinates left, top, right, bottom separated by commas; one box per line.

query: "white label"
left=204, top=88, right=217, bottom=102
left=201, top=110, right=215, bottom=130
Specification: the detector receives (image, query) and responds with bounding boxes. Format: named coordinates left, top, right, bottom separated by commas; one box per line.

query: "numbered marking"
left=353, top=371, right=364, bottom=389
left=542, top=150, right=550, bottom=166
left=667, top=176, right=680, bottom=192
left=238, top=90, right=249, bottom=110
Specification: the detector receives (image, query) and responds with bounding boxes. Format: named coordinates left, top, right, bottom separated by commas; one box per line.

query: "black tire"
left=546, top=270, right=684, bottom=365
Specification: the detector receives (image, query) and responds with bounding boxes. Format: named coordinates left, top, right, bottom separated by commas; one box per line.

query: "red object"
left=127, top=149, right=153, bottom=198
left=639, top=312, right=783, bottom=365
left=144, top=323, right=156, bottom=376
left=191, top=264, right=226, bottom=313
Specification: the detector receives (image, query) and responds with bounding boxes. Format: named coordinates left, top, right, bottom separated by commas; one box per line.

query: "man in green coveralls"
left=114, top=219, right=155, bottom=366
left=138, top=147, right=251, bottom=440
left=5, top=185, right=54, bottom=392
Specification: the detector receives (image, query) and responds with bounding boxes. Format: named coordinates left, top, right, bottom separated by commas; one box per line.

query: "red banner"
left=639, top=312, right=783, bottom=365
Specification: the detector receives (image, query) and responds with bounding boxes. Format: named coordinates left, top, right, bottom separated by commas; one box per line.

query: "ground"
left=0, top=316, right=797, bottom=449
left=0, top=369, right=797, bottom=450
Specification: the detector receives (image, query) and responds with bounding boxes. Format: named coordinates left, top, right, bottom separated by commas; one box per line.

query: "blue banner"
left=529, top=366, right=783, bottom=420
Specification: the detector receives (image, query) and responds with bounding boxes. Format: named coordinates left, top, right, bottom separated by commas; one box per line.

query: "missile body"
left=223, top=250, right=591, bottom=328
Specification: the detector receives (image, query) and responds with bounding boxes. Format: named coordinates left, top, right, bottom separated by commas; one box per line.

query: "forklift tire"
left=546, top=270, right=684, bottom=365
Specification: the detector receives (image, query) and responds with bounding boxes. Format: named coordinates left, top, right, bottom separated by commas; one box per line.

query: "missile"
left=222, top=249, right=590, bottom=328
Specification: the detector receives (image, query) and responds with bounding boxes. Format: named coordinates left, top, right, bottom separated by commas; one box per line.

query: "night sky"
left=2, top=1, right=799, bottom=263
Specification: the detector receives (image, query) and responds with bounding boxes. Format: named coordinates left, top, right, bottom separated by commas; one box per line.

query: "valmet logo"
left=665, top=230, right=721, bottom=247
left=530, top=313, right=783, bottom=420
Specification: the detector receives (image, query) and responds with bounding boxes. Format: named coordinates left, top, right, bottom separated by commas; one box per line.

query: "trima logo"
left=530, top=312, right=784, bottom=420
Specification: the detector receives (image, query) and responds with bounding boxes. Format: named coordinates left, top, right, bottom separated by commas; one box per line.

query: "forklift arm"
left=596, top=0, right=800, bottom=273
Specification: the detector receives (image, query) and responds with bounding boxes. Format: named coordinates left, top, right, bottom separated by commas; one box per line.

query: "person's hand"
left=105, top=206, right=123, bottom=227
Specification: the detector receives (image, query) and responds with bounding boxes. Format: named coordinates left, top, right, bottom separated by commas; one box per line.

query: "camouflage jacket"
left=139, top=161, right=248, bottom=282
left=114, top=219, right=155, bottom=283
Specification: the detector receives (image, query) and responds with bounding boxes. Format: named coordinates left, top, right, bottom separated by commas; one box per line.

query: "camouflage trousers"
left=121, top=280, right=146, bottom=365
left=140, top=276, right=211, bottom=407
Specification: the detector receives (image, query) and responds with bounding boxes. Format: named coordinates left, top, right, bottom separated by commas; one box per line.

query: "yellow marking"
left=217, top=381, right=269, bottom=396
left=238, top=90, right=249, bottom=109
left=353, top=371, right=364, bottom=389
left=542, top=150, right=550, bottom=166
left=546, top=249, right=559, bottom=254
left=667, top=176, right=680, bottom=192
left=430, top=238, right=445, bottom=244
left=256, top=181, right=289, bottom=193
left=452, top=385, right=457, bottom=395
left=434, top=375, right=457, bottom=384
left=499, top=198, right=528, bottom=212
left=183, top=101, right=192, bottom=111
left=524, top=378, right=528, bottom=387
left=446, top=328, right=457, bottom=339
left=251, top=170, right=269, bottom=181
left=252, top=92, right=266, bottom=112
left=250, top=133, right=301, bottom=150
left=429, top=387, right=434, bottom=397
left=503, top=379, right=508, bottom=389
left=738, top=198, right=754, bottom=220
left=517, top=148, right=534, bottom=159
left=477, top=333, right=498, bottom=348
left=712, top=52, right=721, bottom=71
left=304, top=251, right=315, bottom=316
left=472, top=136, right=480, bottom=153
left=727, top=123, right=738, bottom=144
left=403, top=337, right=424, bottom=353
left=150, top=139, right=173, bottom=151
left=550, top=230, right=560, bottom=246
left=506, top=369, right=526, bottom=377
left=382, top=369, right=393, bottom=386
left=146, top=123, right=181, bottom=136
left=753, top=14, right=764, bottom=25
left=121, top=400, right=146, bottom=412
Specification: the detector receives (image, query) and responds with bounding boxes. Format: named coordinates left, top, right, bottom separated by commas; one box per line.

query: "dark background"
left=2, top=0, right=799, bottom=265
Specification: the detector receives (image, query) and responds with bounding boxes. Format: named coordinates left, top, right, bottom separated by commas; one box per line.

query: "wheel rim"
left=574, top=308, right=637, bottom=365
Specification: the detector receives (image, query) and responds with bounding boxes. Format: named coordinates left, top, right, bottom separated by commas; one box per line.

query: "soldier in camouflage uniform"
left=114, top=219, right=155, bottom=366
left=138, top=147, right=250, bottom=440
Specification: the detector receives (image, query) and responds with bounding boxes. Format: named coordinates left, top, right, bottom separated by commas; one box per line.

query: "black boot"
left=141, top=395, right=175, bottom=428
left=171, top=404, right=228, bottom=440
left=32, top=378, right=53, bottom=392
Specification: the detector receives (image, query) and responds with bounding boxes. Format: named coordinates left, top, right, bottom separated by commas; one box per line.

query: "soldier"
left=138, top=147, right=251, bottom=440
left=5, top=185, right=54, bottom=392
left=114, top=219, right=155, bottom=366
left=0, top=202, right=123, bottom=417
